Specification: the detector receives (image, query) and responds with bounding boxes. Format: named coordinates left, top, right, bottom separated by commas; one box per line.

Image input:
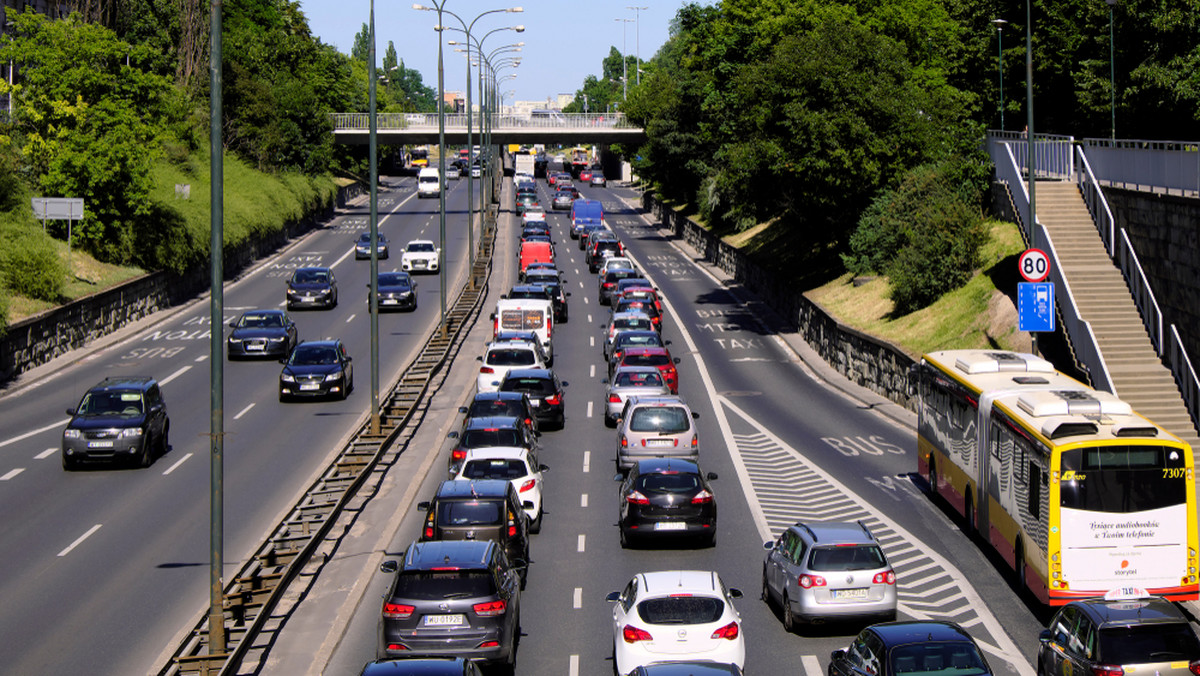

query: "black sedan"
left=497, top=368, right=567, bottom=430
left=278, top=339, right=354, bottom=401
left=354, top=231, right=390, bottom=259
left=286, top=267, right=338, bottom=310
left=371, top=271, right=417, bottom=311
left=830, top=621, right=993, bottom=676
left=226, top=309, right=297, bottom=359
left=617, top=458, right=718, bottom=548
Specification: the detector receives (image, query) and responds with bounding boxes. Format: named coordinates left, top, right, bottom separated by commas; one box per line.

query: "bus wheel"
left=928, top=459, right=938, bottom=495
left=1014, top=543, right=1027, bottom=594
left=963, top=494, right=976, bottom=536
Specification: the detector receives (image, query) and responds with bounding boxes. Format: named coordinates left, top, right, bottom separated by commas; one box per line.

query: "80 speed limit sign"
left=1019, top=248, right=1050, bottom=283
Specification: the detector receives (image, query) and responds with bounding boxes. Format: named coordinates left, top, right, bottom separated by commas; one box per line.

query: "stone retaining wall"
left=640, top=193, right=917, bottom=410
left=0, top=182, right=364, bottom=383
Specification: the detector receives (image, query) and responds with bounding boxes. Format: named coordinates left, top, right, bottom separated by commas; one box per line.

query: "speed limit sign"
left=1019, top=248, right=1050, bottom=283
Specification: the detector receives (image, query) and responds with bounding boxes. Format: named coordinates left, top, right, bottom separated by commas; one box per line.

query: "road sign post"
left=31, top=197, right=84, bottom=277
left=1018, top=248, right=1053, bottom=355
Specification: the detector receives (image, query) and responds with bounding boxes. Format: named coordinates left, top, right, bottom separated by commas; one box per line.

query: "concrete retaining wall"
left=0, top=182, right=364, bottom=383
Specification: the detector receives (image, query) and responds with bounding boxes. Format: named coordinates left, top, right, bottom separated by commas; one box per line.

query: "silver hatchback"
left=761, top=520, right=897, bottom=630
left=603, top=366, right=672, bottom=427
left=615, top=395, right=699, bottom=470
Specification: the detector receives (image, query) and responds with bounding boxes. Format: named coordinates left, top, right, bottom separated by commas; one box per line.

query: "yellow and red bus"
left=913, top=349, right=1198, bottom=605
left=409, top=146, right=429, bottom=168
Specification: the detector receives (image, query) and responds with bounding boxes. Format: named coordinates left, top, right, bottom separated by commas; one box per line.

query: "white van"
left=417, top=167, right=442, bottom=198
left=492, top=298, right=554, bottom=364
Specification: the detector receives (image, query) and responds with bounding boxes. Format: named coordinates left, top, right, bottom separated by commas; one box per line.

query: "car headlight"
left=64, top=429, right=81, bottom=439
left=280, top=373, right=296, bottom=383
left=325, top=371, right=343, bottom=382
left=267, top=336, right=285, bottom=342
left=319, top=288, right=331, bottom=296
left=228, top=337, right=242, bottom=343
left=118, top=428, right=144, bottom=438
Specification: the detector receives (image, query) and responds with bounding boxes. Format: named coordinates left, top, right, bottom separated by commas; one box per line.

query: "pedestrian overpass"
left=330, top=112, right=645, bottom=146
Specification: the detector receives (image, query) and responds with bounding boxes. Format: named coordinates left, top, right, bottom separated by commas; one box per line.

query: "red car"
left=579, top=168, right=593, bottom=182
left=612, top=346, right=680, bottom=394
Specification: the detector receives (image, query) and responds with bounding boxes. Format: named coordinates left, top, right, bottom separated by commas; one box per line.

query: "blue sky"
left=295, top=0, right=686, bottom=105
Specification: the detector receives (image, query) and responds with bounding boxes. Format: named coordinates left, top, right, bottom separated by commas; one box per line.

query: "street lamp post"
left=627, top=6, right=647, bottom=85
left=991, top=19, right=1007, bottom=131
left=1107, top=0, right=1117, bottom=139
left=615, top=18, right=633, bottom=100
left=367, top=0, right=380, bottom=435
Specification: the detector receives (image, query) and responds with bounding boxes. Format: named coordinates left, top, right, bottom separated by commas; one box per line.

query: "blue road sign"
left=1018, top=282, right=1055, bottom=332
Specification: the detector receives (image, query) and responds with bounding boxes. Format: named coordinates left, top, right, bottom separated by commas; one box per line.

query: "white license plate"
left=529, top=399, right=541, bottom=406
left=382, top=299, right=397, bottom=305
left=299, top=383, right=320, bottom=391
left=646, top=439, right=674, bottom=447
left=654, top=522, right=687, bottom=531
left=423, top=614, right=465, bottom=626
left=88, top=441, right=114, bottom=448
left=247, top=342, right=265, bottom=351
left=832, top=588, right=869, bottom=600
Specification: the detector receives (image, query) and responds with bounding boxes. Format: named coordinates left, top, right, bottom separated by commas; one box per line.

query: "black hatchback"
left=377, top=540, right=522, bottom=670
left=497, top=368, right=568, bottom=431
left=616, top=458, right=718, bottom=548
left=830, top=621, right=992, bottom=676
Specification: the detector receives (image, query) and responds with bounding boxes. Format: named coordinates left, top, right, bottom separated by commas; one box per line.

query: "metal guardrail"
left=159, top=219, right=497, bottom=676
left=990, top=130, right=1076, bottom=180
left=1081, top=138, right=1200, bottom=196
left=330, top=112, right=635, bottom=131
left=1170, top=325, right=1200, bottom=428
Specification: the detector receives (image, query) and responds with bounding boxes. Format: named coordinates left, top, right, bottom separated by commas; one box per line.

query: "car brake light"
left=623, top=625, right=654, bottom=643
left=480, top=366, right=494, bottom=374
left=1092, top=666, right=1124, bottom=676
left=626, top=490, right=650, bottom=505
left=478, top=640, right=500, bottom=648
left=799, top=574, right=827, bottom=588
left=691, top=437, right=698, bottom=447
left=711, top=621, right=739, bottom=640
left=873, top=570, right=896, bottom=585
left=620, top=435, right=628, bottom=448
left=508, top=524, right=517, bottom=537
left=609, top=394, right=622, bottom=403
left=473, top=600, right=507, bottom=616
left=451, top=449, right=466, bottom=461
left=691, top=489, right=713, bottom=504
left=423, top=513, right=435, bottom=539
left=519, top=479, right=536, bottom=492
left=382, top=602, right=414, bottom=619
left=1188, top=661, right=1200, bottom=676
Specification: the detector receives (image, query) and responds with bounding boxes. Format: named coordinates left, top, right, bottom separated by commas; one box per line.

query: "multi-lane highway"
left=265, top=165, right=1047, bottom=676
left=0, top=175, right=482, bottom=674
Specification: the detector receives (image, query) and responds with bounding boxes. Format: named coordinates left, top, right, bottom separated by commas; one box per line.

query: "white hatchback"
left=401, top=239, right=441, bottom=273
left=451, top=446, right=548, bottom=533
left=476, top=341, right=546, bottom=393
left=606, top=570, right=745, bottom=675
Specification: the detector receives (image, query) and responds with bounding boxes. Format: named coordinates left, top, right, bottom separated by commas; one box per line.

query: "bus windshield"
left=1059, top=445, right=1187, bottom=513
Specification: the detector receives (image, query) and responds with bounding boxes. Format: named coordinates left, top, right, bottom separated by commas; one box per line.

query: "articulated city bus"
left=913, top=349, right=1198, bottom=605
left=409, top=146, right=429, bottom=168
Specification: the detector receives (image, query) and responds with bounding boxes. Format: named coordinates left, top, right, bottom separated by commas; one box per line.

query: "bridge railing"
left=330, top=112, right=634, bottom=131
left=1080, top=138, right=1200, bottom=196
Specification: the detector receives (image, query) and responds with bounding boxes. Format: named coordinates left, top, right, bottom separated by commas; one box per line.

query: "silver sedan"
left=602, top=365, right=672, bottom=427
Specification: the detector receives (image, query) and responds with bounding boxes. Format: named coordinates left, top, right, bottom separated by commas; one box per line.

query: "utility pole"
left=627, top=6, right=647, bottom=85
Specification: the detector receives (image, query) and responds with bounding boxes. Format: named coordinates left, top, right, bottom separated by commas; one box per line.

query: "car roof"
left=407, top=239, right=435, bottom=246
left=434, top=479, right=514, bottom=499
left=296, top=339, right=341, bottom=349
left=472, top=391, right=528, bottom=403
left=90, top=376, right=156, bottom=392
left=486, top=341, right=540, bottom=352
left=616, top=330, right=660, bottom=340
left=360, top=657, right=475, bottom=676
left=503, top=368, right=554, bottom=380
left=612, top=311, right=652, bottom=321
left=462, top=416, right=523, bottom=429
left=404, top=539, right=493, bottom=569
left=868, top=621, right=977, bottom=646
left=1069, top=596, right=1188, bottom=627
left=628, top=395, right=687, bottom=408
left=613, top=365, right=664, bottom=376
left=634, top=457, right=702, bottom=474
left=509, top=285, right=549, bottom=294
left=294, top=266, right=331, bottom=273
left=789, top=520, right=877, bottom=545
left=638, top=570, right=724, bottom=596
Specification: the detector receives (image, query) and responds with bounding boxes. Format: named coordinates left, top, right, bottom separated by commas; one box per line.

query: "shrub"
left=0, top=226, right=67, bottom=301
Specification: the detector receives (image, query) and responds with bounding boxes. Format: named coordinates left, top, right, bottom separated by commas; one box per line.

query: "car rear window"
left=888, top=642, right=989, bottom=676
left=394, top=571, right=496, bottom=600
left=486, top=349, right=537, bottom=366
left=615, top=371, right=664, bottom=387
left=618, top=301, right=659, bottom=318
left=629, top=407, right=690, bottom=434
left=437, top=500, right=503, bottom=527
left=469, top=400, right=523, bottom=418
left=461, top=429, right=523, bottom=448
left=462, top=459, right=529, bottom=481
left=614, top=318, right=653, bottom=332
left=637, top=597, right=724, bottom=625
left=808, top=544, right=887, bottom=571
left=624, top=354, right=671, bottom=367
left=636, top=472, right=701, bottom=494
left=618, top=333, right=663, bottom=349
left=500, top=377, right=555, bottom=396
left=1099, top=623, right=1200, bottom=664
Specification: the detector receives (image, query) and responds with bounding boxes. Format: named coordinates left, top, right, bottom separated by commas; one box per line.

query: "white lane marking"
left=573, top=587, right=582, bottom=609
left=1, top=468, right=25, bottom=480
left=583, top=296, right=589, bottom=305
left=331, top=244, right=356, bottom=268
left=802, top=655, right=823, bottom=676
left=578, top=281, right=584, bottom=288
left=581, top=493, right=588, bottom=508
left=159, top=365, right=192, bottom=386
left=346, top=314, right=356, bottom=323
left=0, top=418, right=71, bottom=450
left=233, top=403, right=255, bottom=420
left=36, top=447, right=57, bottom=460
left=586, top=401, right=593, bottom=419
left=589, top=336, right=594, bottom=347
left=58, top=524, right=102, bottom=557
left=278, top=300, right=287, bottom=306
left=582, top=451, right=590, bottom=473
left=577, top=534, right=585, bottom=552
left=162, top=452, right=193, bottom=476
left=590, top=365, right=595, bottom=378
left=569, top=654, right=579, bottom=676
left=194, top=355, right=208, bottom=362
left=587, top=314, right=592, bottom=323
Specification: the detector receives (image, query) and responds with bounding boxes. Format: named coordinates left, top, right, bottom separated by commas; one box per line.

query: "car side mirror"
left=380, top=560, right=398, bottom=573
left=278, top=357, right=288, bottom=364
left=707, top=472, right=718, bottom=480
left=763, top=541, right=775, bottom=550
left=605, top=591, right=621, bottom=603
left=613, top=473, right=624, bottom=482
left=673, top=358, right=681, bottom=364
left=1039, top=629, right=1052, bottom=643
left=560, top=381, right=569, bottom=387
left=565, top=291, right=572, bottom=297
left=665, top=340, right=672, bottom=345
left=447, top=431, right=460, bottom=439
left=458, top=406, right=468, bottom=414
left=344, top=356, right=352, bottom=362
left=601, top=378, right=608, bottom=384
left=831, top=650, right=846, bottom=663
left=728, top=588, right=743, bottom=599
left=416, top=501, right=431, bottom=511
left=539, top=464, right=550, bottom=472
left=476, top=355, right=483, bottom=361
left=66, top=407, right=77, bottom=416
left=228, top=321, right=238, bottom=328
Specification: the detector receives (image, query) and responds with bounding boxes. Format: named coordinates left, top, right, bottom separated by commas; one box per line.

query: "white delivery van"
left=492, top=298, right=554, bottom=364
left=417, top=167, right=442, bottom=198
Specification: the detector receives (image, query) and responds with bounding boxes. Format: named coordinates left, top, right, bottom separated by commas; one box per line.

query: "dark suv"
left=418, top=479, right=532, bottom=584
left=62, top=376, right=169, bottom=470
left=377, top=540, right=522, bottom=670
left=497, top=368, right=568, bottom=430
left=1038, top=595, right=1200, bottom=676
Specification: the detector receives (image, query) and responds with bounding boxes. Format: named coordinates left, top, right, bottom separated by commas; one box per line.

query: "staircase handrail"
left=1074, top=147, right=1116, bottom=255
left=1169, top=325, right=1200, bottom=428
left=1116, top=228, right=1164, bottom=354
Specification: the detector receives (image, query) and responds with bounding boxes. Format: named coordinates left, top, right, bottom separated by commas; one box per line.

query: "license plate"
left=529, top=399, right=541, bottom=406
left=299, top=383, right=320, bottom=391
left=646, top=439, right=674, bottom=447
left=382, top=299, right=397, bottom=305
left=423, top=614, right=465, bottom=626
left=247, top=342, right=265, bottom=351
left=832, top=588, right=869, bottom=600
left=88, top=441, right=114, bottom=448
left=654, top=522, right=687, bottom=531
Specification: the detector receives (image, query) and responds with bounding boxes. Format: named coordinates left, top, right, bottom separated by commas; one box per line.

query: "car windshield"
left=80, top=391, right=144, bottom=416
left=486, top=349, right=537, bottom=366
left=1098, top=623, right=1200, bottom=664
left=378, top=274, right=410, bottom=287
left=393, top=571, right=495, bottom=600
left=240, top=313, right=283, bottom=328
left=437, top=500, right=503, bottom=526
left=615, top=371, right=664, bottom=388
left=357, top=233, right=377, bottom=243
left=290, top=346, right=339, bottom=366
left=888, top=642, right=989, bottom=676
left=461, top=459, right=530, bottom=481
left=629, top=407, right=690, bottom=434
left=461, top=429, right=523, bottom=448
left=408, top=242, right=435, bottom=252
left=293, top=270, right=328, bottom=284
left=808, top=544, right=887, bottom=571
left=636, top=472, right=701, bottom=494
left=637, top=597, right=724, bottom=625
left=500, top=377, right=555, bottom=395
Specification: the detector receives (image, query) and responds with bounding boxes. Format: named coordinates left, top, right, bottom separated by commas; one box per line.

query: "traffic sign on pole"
left=1018, top=282, right=1055, bottom=332
left=1019, top=248, right=1050, bottom=283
